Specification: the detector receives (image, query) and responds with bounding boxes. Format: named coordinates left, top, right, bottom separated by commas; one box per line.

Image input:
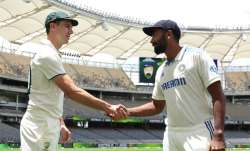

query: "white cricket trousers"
left=20, top=109, right=60, bottom=151
left=163, top=120, right=214, bottom=151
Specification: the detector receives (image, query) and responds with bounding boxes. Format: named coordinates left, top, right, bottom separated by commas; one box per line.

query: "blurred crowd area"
left=0, top=52, right=135, bottom=90
left=1, top=51, right=250, bottom=91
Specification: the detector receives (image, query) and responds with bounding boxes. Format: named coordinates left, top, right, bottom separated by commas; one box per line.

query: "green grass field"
left=0, top=148, right=250, bottom=151
left=0, top=148, right=162, bottom=151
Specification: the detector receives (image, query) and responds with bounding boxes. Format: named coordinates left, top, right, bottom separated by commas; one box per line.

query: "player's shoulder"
left=37, top=41, right=58, bottom=56
left=158, top=60, right=166, bottom=72
left=185, top=45, right=204, bottom=56
left=155, top=60, right=166, bottom=79
left=33, top=46, right=58, bottom=63
left=184, top=46, right=209, bottom=61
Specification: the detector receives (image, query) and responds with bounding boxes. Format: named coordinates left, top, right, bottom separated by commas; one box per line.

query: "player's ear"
left=167, top=30, right=175, bottom=39
left=165, top=30, right=172, bottom=39
left=49, top=22, right=57, bottom=32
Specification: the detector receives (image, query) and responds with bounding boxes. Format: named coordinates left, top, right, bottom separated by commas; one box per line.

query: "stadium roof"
left=1, top=0, right=250, bottom=65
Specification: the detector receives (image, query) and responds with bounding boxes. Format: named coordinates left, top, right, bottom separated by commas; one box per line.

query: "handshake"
left=105, top=104, right=130, bottom=121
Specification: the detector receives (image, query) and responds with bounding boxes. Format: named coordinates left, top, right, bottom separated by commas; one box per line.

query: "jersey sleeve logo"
left=209, top=65, right=218, bottom=73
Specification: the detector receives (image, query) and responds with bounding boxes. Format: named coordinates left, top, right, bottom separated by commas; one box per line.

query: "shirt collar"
left=175, top=45, right=187, bottom=61
left=165, top=45, right=187, bottom=66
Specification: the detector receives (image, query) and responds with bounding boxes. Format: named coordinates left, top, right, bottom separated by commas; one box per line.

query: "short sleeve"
left=198, top=51, right=220, bottom=88
left=152, top=65, right=165, bottom=100
left=37, top=54, right=66, bottom=80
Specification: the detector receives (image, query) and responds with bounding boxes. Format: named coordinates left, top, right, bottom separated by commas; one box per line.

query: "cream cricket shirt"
left=152, top=46, right=220, bottom=127
left=27, top=39, right=66, bottom=118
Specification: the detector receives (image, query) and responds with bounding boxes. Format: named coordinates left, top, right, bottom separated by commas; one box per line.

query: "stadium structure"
left=0, top=0, right=250, bottom=149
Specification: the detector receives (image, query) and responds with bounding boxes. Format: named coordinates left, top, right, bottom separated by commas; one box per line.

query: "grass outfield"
left=0, top=148, right=162, bottom=151
left=0, top=148, right=250, bottom=151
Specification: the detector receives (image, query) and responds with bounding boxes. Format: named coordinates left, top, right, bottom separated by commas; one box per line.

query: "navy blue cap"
left=143, top=20, right=181, bottom=39
left=45, top=11, right=78, bottom=27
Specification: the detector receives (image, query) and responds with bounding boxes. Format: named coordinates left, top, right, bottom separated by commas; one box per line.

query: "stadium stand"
left=0, top=102, right=26, bottom=109
left=0, top=95, right=13, bottom=102
left=225, top=72, right=250, bottom=91
left=225, top=131, right=250, bottom=146
left=64, top=98, right=104, bottom=118
left=0, top=52, right=30, bottom=79
left=226, top=102, right=250, bottom=121
left=70, top=128, right=163, bottom=144
left=114, top=128, right=161, bottom=143
left=0, top=121, right=20, bottom=143
left=1, top=0, right=250, bottom=148
left=64, top=64, right=135, bottom=90
left=105, top=67, right=136, bottom=90
left=0, top=108, right=24, bottom=118
left=0, top=51, right=137, bottom=91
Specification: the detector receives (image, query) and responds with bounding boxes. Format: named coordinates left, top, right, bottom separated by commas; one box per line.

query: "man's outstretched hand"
left=106, top=104, right=128, bottom=121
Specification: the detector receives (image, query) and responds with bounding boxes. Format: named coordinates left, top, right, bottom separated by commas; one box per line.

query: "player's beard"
left=154, top=34, right=168, bottom=55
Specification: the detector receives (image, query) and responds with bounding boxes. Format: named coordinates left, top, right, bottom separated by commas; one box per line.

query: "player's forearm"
left=67, top=87, right=111, bottom=112
left=207, top=81, right=225, bottom=140
left=128, top=101, right=162, bottom=117
left=213, top=97, right=225, bottom=140
left=54, top=75, right=111, bottom=112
